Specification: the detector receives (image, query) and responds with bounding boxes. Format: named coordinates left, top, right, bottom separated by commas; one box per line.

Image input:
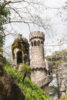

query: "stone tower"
left=12, top=34, right=29, bottom=70
left=29, top=31, right=51, bottom=89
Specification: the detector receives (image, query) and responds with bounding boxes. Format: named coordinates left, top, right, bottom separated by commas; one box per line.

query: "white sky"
left=4, top=0, right=67, bottom=59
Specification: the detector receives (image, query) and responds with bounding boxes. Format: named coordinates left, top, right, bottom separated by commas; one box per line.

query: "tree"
left=46, top=49, right=67, bottom=98
left=21, top=63, right=31, bottom=83
left=0, top=1, right=10, bottom=53
left=1, top=0, right=48, bottom=60
left=1, top=0, right=44, bottom=29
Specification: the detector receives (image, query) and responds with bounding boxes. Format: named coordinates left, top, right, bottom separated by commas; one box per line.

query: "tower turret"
left=29, top=31, right=51, bottom=89
left=29, top=31, right=45, bottom=68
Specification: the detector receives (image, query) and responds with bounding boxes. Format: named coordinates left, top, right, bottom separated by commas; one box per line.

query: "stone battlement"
left=29, top=31, right=45, bottom=41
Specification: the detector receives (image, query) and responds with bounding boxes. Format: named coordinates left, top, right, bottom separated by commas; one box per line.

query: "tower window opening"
left=37, top=40, right=40, bottom=46
left=31, top=42, right=33, bottom=46
left=41, top=41, right=43, bottom=44
left=17, top=51, right=22, bottom=64
left=34, top=41, right=37, bottom=46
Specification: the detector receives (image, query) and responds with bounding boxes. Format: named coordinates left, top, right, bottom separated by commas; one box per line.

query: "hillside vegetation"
left=60, top=95, right=67, bottom=100
left=4, top=64, right=53, bottom=100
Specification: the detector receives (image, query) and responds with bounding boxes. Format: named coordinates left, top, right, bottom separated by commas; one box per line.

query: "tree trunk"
left=22, top=72, right=27, bottom=83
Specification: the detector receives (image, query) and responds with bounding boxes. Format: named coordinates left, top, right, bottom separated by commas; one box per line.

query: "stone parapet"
left=29, top=31, right=45, bottom=41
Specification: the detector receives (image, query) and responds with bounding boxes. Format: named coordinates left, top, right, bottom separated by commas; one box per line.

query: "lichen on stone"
left=11, top=34, right=29, bottom=59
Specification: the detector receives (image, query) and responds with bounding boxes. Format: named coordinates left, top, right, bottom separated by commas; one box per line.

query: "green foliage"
left=5, top=65, right=22, bottom=83
left=21, top=63, right=31, bottom=83
left=46, top=50, right=67, bottom=98
left=55, top=60, right=62, bottom=66
left=46, top=56, right=51, bottom=61
left=0, top=2, right=10, bottom=28
left=46, top=49, right=67, bottom=66
left=21, top=63, right=31, bottom=74
left=5, top=65, right=53, bottom=100
left=0, top=1, right=10, bottom=51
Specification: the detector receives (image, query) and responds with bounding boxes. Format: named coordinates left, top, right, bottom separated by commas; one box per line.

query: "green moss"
left=11, top=36, right=29, bottom=58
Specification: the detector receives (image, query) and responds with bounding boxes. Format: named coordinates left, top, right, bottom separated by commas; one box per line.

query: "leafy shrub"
left=5, top=64, right=53, bottom=100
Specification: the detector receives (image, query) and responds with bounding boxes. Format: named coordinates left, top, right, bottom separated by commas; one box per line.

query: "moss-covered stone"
left=12, top=35, right=29, bottom=56
left=11, top=35, right=29, bottom=63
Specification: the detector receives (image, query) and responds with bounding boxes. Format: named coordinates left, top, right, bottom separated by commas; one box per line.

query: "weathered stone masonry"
left=29, top=31, right=51, bottom=88
left=12, top=34, right=29, bottom=70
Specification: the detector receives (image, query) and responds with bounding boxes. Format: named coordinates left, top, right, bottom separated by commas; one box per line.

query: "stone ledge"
left=37, top=75, right=52, bottom=87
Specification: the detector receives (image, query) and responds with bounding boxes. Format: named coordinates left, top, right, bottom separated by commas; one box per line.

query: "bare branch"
left=2, top=0, right=40, bottom=7
left=8, top=6, right=23, bottom=19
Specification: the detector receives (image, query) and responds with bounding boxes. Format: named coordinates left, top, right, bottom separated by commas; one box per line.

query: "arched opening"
left=41, top=41, right=43, bottom=44
left=37, top=40, right=40, bottom=46
left=34, top=41, right=37, bottom=46
left=31, top=42, right=33, bottom=46
left=17, top=51, right=22, bottom=64
left=24, top=55, right=27, bottom=64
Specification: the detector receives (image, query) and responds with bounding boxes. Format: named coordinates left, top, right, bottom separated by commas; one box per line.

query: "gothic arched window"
left=31, top=42, right=33, bottom=46
left=17, top=51, right=22, bottom=64
left=34, top=41, right=37, bottom=46
left=37, top=40, right=40, bottom=46
left=41, top=41, right=43, bottom=44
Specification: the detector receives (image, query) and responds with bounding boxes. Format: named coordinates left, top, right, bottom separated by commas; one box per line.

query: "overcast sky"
left=4, top=0, right=67, bottom=59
